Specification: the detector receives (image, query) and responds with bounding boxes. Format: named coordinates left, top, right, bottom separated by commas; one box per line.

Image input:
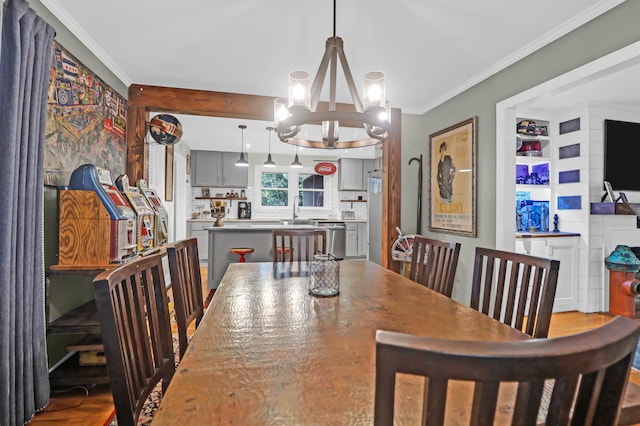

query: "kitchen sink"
left=279, top=219, right=315, bottom=225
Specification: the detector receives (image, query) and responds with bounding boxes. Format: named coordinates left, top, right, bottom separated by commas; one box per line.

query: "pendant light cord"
left=333, top=0, right=336, bottom=37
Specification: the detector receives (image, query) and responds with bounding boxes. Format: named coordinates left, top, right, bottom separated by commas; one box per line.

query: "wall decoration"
left=557, top=195, right=582, bottom=210
left=559, top=143, right=580, bottom=159
left=559, top=170, right=580, bottom=184
left=44, top=41, right=127, bottom=186
left=559, top=118, right=581, bottom=135
left=428, top=117, right=477, bottom=237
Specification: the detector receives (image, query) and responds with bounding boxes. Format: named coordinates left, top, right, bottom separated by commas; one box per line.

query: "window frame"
left=254, top=165, right=333, bottom=216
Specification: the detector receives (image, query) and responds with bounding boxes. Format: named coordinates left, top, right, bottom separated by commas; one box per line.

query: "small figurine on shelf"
left=553, top=214, right=559, bottom=233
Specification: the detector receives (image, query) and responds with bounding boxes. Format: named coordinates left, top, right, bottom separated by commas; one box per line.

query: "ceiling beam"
left=126, top=84, right=401, bottom=271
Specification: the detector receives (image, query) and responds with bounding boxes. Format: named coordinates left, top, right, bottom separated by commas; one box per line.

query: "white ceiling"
left=41, top=0, right=632, bottom=154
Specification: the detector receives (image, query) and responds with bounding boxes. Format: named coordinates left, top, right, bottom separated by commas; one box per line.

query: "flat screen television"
left=604, top=119, right=640, bottom=191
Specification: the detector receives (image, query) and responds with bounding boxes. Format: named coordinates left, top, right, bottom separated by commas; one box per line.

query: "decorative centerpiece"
left=210, top=200, right=226, bottom=227
left=309, top=254, right=340, bottom=297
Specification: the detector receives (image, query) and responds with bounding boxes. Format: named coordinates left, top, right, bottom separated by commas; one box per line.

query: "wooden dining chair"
left=470, top=246, right=560, bottom=338
left=375, top=316, right=640, bottom=425
left=93, top=253, right=175, bottom=426
left=166, top=237, right=205, bottom=360
left=272, top=229, right=327, bottom=263
left=408, top=236, right=461, bottom=297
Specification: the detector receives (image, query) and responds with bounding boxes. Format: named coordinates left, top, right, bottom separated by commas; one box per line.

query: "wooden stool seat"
left=230, top=247, right=254, bottom=263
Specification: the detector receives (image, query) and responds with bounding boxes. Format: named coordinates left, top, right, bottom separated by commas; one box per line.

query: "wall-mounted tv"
left=604, top=119, right=640, bottom=191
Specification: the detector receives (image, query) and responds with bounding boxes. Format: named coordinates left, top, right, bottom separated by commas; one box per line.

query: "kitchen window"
left=255, top=165, right=332, bottom=213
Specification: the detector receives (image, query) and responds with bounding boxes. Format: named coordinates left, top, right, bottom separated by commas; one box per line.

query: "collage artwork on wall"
left=44, top=41, right=127, bottom=186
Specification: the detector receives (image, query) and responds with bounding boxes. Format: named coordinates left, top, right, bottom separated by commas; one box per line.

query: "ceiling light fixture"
left=290, top=146, right=303, bottom=168
left=235, top=124, right=249, bottom=167
left=274, top=0, right=390, bottom=149
left=264, top=126, right=276, bottom=167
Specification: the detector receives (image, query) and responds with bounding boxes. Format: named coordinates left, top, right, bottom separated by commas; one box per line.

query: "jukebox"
left=115, top=174, right=155, bottom=252
left=58, top=164, right=137, bottom=266
left=137, top=179, right=169, bottom=246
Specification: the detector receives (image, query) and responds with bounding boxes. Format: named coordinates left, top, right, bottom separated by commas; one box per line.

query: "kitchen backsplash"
left=189, top=187, right=368, bottom=220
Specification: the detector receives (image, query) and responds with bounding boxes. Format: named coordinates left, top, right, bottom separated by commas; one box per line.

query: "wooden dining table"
left=151, top=260, right=640, bottom=425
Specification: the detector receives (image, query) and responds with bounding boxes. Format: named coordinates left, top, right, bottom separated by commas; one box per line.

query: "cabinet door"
left=339, top=158, right=364, bottom=191
left=345, top=224, right=358, bottom=257
left=191, top=151, right=222, bottom=187
left=188, top=222, right=212, bottom=261
left=357, top=222, right=368, bottom=257
left=221, top=152, right=249, bottom=187
left=547, top=237, right=579, bottom=312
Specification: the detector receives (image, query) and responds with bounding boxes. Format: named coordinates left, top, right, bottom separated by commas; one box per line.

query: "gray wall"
left=403, top=1, right=640, bottom=304
left=30, top=0, right=128, bottom=97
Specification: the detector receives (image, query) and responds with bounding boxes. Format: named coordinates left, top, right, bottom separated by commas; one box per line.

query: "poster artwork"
left=44, top=41, right=127, bottom=186
left=429, top=117, right=477, bottom=237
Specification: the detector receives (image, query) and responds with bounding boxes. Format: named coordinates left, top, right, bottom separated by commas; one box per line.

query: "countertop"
left=188, top=218, right=368, bottom=223
left=206, top=224, right=319, bottom=231
left=516, top=231, right=580, bottom=238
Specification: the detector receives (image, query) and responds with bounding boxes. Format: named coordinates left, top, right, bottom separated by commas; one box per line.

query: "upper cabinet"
left=339, top=158, right=377, bottom=191
left=191, top=150, right=249, bottom=187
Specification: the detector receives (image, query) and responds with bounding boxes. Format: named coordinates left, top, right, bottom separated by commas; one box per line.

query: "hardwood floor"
left=31, top=268, right=636, bottom=424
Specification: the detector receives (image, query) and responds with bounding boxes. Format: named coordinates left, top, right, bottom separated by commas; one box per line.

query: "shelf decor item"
left=201, top=188, right=210, bottom=198
left=428, top=117, right=477, bottom=237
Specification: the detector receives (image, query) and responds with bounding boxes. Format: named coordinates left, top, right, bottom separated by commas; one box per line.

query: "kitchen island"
left=206, top=224, right=320, bottom=289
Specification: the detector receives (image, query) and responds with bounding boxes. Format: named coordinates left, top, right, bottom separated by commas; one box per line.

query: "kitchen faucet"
left=293, top=195, right=299, bottom=219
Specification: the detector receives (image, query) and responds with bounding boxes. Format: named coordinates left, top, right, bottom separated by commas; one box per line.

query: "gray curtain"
left=0, top=0, right=55, bottom=424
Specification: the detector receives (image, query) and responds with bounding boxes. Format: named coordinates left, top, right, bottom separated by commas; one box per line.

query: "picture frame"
left=428, top=116, right=477, bottom=237
left=201, top=187, right=210, bottom=198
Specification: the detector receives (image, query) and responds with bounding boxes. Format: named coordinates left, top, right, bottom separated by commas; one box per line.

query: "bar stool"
left=230, top=247, right=254, bottom=263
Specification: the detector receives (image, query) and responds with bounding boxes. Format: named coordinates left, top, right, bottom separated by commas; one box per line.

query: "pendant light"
left=290, top=146, right=303, bottom=168
left=235, top=124, right=249, bottom=167
left=264, top=126, right=276, bottom=167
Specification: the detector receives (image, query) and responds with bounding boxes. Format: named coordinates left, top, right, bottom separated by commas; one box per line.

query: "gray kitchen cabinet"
left=191, top=150, right=248, bottom=187
left=345, top=222, right=359, bottom=257
left=357, top=222, right=368, bottom=257
left=188, top=221, right=214, bottom=261
left=339, top=158, right=364, bottom=191
left=221, top=151, right=249, bottom=187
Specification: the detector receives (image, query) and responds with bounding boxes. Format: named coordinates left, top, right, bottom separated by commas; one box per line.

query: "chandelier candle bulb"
left=363, top=71, right=386, bottom=111
left=289, top=70, right=311, bottom=109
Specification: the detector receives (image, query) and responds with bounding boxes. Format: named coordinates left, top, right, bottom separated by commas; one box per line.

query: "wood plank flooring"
left=32, top=268, right=637, bottom=425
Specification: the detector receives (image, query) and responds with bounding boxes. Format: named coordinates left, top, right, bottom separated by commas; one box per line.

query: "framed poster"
left=428, top=117, right=477, bottom=237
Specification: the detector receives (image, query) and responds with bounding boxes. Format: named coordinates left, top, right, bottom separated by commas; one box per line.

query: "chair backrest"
left=166, top=237, right=204, bottom=360
left=408, top=236, right=461, bottom=297
left=374, top=316, right=640, bottom=426
left=272, top=229, right=327, bottom=263
left=470, top=246, right=560, bottom=338
left=93, top=253, right=175, bottom=426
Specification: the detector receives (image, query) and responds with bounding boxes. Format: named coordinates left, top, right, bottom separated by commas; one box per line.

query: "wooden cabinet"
left=514, top=236, right=579, bottom=312
left=191, top=150, right=248, bottom=187
left=188, top=221, right=214, bottom=261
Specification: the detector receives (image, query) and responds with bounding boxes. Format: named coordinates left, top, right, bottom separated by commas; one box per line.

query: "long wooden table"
left=152, top=260, right=640, bottom=425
